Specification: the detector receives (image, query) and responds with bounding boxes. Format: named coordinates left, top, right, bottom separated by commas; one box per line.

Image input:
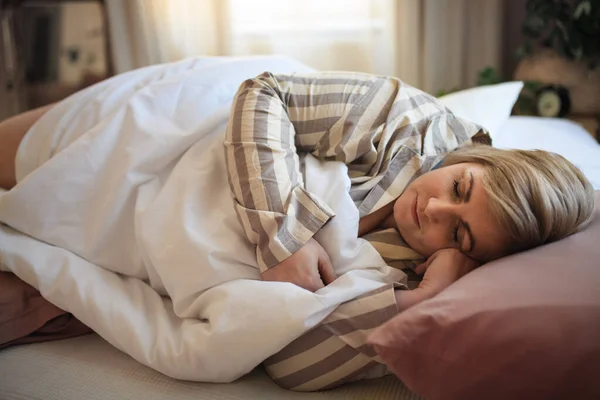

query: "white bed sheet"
left=0, top=56, right=404, bottom=384
left=495, top=116, right=600, bottom=189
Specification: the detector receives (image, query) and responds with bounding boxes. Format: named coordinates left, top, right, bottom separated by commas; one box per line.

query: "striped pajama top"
left=224, top=72, right=489, bottom=391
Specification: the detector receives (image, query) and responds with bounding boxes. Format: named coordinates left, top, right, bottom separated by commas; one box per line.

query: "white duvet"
left=0, top=56, right=405, bottom=382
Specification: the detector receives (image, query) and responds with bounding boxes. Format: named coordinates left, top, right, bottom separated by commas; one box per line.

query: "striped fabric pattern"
left=225, top=71, right=488, bottom=272
left=264, top=230, right=425, bottom=391
left=264, top=283, right=402, bottom=391
left=224, top=71, right=490, bottom=391
left=362, top=228, right=425, bottom=290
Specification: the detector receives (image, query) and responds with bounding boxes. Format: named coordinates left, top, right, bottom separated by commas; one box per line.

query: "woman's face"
left=393, top=162, right=508, bottom=262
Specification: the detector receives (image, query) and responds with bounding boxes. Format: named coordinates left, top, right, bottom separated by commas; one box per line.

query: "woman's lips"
left=412, top=194, right=420, bottom=229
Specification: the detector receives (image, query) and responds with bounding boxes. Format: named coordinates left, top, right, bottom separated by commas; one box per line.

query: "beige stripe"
left=363, top=229, right=407, bottom=245
left=353, top=283, right=392, bottom=299
left=320, top=360, right=382, bottom=391
left=290, top=194, right=328, bottom=234
left=224, top=145, right=244, bottom=203
left=323, top=304, right=398, bottom=335
left=233, top=204, right=260, bottom=244
left=369, top=85, right=398, bottom=129
left=266, top=97, right=292, bottom=208
left=387, top=91, right=441, bottom=121
left=353, top=133, right=382, bottom=167
left=337, top=78, right=391, bottom=134
left=349, top=173, right=380, bottom=184
left=368, top=192, right=401, bottom=215
left=275, top=73, right=375, bottom=86
left=348, top=169, right=370, bottom=180
left=284, top=202, right=314, bottom=243
left=423, top=116, right=460, bottom=155
left=394, top=102, right=445, bottom=130
left=237, top=91, right=270, bottom=208
left=369, top=242, right=423, bottom=260
left=274, top=345, right=360, bottom=390
left=289, top=92, right=363, bottom=109
left=326, top=327, right=381, bottom=352
left=279, top=83, right=371, bottom=96
left=224, top=87, right=252, bottom=208
left=320, top=79, right=387, bottom=161
left=258, top=213, right=292, bottom=263
left=295, top=189, right=331, bottom=224
left=338, top=82, right=400, bottom=162
left=251, top=87, right=285, bottom=213
left=291, top=354, right=373, bottom=391
left=323, top=285, right=395, bottom=324
left=292, top=116, right=340, bottom=135
left=354, top=343, right=380, bottom=359
left=287, top=103, right=352, bottom=121
left=227, top=84, right=281, bottom=269
left=321, top=116, right=364, bottom=162
left=245, top=98, right=287, bottom=213
left=266, top=336, right=345, bottom=379
left=369, top=161, right=419, bottom=212
left=265, top=327, right=334, bottom=366
left=295, top=130, right=327, bottom=149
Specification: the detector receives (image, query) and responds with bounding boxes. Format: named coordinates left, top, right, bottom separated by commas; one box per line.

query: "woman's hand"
left=394, top=249, right=479, bottom=312
left=415, top=248, right=480, bottom=297
left=261, top=238, right=337, bottom=292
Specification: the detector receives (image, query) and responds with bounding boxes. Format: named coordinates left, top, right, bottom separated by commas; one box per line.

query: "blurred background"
left=1, top=0, right=599, bottom=127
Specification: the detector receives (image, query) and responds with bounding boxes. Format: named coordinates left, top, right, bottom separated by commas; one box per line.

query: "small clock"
left=536, top=85, right=571, bottom=118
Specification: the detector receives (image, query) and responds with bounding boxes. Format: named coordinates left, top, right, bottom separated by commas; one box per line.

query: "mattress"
left=0, top=334, right=421, bottom=400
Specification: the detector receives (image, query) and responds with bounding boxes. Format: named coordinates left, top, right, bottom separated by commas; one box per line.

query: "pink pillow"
left=368, top=191, right=600, bottom=400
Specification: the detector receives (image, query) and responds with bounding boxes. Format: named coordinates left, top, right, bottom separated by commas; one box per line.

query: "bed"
left=1, top=56, right=600, bottom=400
left=0, top=334, right=420, bottom=400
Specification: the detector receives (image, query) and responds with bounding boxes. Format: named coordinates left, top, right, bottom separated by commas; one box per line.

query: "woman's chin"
left=398, top=227, right=429, bottom=258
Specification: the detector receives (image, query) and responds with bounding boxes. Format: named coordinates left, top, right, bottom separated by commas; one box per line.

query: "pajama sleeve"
left=225, top=71, right=489, bottom=272
left=224, top=71, right=390, bottom=271
left=263, top=283, right=405, bottom=391
left=225, top=71, right=489, bottom=390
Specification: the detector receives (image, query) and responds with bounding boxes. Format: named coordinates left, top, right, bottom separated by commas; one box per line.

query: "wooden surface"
left=569, top=115, right=600, bottom=141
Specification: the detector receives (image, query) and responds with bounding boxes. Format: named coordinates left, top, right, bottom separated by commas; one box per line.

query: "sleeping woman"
left=0, top=70, right=595, bottom=391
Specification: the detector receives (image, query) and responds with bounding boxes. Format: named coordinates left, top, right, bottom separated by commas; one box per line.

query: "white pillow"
left=495, top=116, right=600, bottom=189
left=438, top=81, right=524, bottom=140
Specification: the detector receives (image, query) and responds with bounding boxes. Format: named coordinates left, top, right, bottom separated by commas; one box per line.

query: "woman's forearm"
left=224, top=73, right=335, bottom=271
left=394, top=287, right=435, bottom=313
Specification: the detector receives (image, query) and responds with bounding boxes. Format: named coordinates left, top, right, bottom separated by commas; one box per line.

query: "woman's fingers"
left=317, top=251, right=337, bottom=285
left=311, top=274, right=326, bottom=291
left=415, top=253, right=436, bottom=275
left=414, top=263, right=427, bottom=275
left=260, top=238, right=338, bottom=292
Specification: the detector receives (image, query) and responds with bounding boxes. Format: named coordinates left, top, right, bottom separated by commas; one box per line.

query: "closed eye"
left=452, top=180, right=460, bottom=199
left=452, top=226, right=459, bottom=243
left=450, top=176, right=464, bottom=247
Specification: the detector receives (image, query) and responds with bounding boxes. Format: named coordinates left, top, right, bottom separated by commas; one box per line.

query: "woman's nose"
left=424, top=197, right=455, bottom=223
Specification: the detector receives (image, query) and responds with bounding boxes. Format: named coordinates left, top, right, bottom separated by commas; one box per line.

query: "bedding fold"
left=0, top=56, right=405, bottom=382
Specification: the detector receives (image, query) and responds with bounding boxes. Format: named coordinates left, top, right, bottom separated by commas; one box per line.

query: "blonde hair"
left=442, top=144, right=595, bottom=257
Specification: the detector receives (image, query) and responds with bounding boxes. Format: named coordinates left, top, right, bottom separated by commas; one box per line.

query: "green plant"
left=518, top=0, right=600, bottom=68
left=513, top=80, right=544, bottom=115
left=476, top=67, right=503, bottom=86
